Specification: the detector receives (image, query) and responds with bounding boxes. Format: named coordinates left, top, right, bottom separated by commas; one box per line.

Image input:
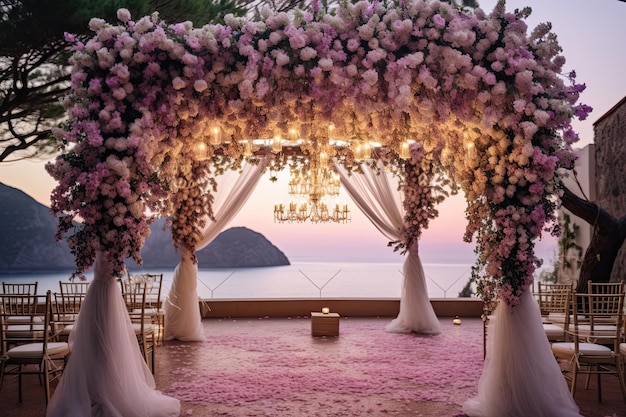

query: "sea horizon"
left=1, top=259, right=484, bottom=300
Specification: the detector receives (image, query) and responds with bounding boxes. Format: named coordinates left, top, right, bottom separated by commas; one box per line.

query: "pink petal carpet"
left=158, top=317, right=484, bottom=416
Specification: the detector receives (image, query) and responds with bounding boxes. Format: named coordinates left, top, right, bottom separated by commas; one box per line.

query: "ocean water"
left=0, top=261, right=473, bottom=299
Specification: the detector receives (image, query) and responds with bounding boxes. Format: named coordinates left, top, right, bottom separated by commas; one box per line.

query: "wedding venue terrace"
left=2, top=0, right=625, bottom=416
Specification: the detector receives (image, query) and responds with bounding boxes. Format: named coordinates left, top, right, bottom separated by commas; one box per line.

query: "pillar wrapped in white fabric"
left=386, top=243, right=441, bottom=334
left=164, top=159, right=266, bottom=341
left=334, top=159, right=440, bottom=335
left=463, top=289, right=582, bottom=417
left=46, top=251, right=180, bottom=417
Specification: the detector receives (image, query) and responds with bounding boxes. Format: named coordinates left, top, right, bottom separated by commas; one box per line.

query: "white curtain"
left=333, top=160, right=440, bottom=334
left=47, top=252, right=181, bottom=417
left=164, top=159, right=267, bottom=341
left=463, top=288, right=582, bottom=416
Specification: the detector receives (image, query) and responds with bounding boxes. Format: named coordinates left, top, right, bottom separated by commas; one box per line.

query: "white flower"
left=362, top=69, right=378, bottom=85
left=96, top=48, right=115, bottom=69
left=194, top=79, right=208, bottom=92
left=172, top=77, right=186, bottom=90
left=89, top=18, right=106, bottom=32
left=319, top=58, right=333, bottom=71
left=300, top=47, right=317, bottom=61
left=117, top=9, right=132, bottom=23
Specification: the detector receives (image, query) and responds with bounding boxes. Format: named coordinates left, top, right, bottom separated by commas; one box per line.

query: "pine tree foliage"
left=0, top=0, right=242, bottom=162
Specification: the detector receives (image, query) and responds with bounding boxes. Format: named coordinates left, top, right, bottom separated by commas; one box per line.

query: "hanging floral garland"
left=381, top=141, right=452, bottom=254
left=47, top=0, right=590, bottom=305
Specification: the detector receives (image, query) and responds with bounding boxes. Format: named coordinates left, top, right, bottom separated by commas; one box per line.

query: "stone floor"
left=1, top=317, right=625, bottom=417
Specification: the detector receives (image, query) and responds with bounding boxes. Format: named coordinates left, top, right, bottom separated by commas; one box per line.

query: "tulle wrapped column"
left=462, top=289, right=582, bottom=417
left=164, top=160, right=266, bottom=341
left=46, top=252, right=181, bottom=417
left=164, top=247, right=205, bottom=342
left=386, top=242, right=441, bottom=334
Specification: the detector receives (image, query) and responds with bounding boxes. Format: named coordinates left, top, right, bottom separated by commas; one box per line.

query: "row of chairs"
left=0, top=275, right=164, bottom=403
left=0, top=291, right=71, bottom=404
left=536, top=281, right=626, bottom=402
left=119, top=273, right=165, bottom=374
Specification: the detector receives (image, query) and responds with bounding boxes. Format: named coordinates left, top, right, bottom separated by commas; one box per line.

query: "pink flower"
left=117, top=8, right=131, bottom=23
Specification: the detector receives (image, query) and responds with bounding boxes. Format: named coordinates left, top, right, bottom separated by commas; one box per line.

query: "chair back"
left=59, top=280, right=90, bottom=295
left=121, top=278, right=149, bottom=317
left=2, top=281, right=38, bottom=295
left=537, top=283, right=572, bottom=315
left=570, top=292, right=624, bottom=348
left=587, top=281, right=624, bottom=295
left=0, top=291, right=51, bottom=353
left=52, top=292, right=86, bottom=338
left=144, top=274, right=163, bottom=310
left=0, top=293, right=39, bottom=316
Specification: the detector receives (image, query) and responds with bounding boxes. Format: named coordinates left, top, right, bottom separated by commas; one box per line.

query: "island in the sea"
left=0, top=182, right=289, bottom=272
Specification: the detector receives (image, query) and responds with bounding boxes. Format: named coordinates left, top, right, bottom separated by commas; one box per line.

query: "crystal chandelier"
left=273, top=136, right=350, bottom=224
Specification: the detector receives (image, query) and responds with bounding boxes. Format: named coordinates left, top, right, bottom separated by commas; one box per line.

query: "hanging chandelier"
left=273, top=131, right=351, bottom=224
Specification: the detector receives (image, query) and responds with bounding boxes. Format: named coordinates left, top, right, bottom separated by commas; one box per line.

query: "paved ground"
left=1, top=317, right=625, bottom=417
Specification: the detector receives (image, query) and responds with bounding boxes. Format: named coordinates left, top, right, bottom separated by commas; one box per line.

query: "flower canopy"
left=47, top=0, right=589, bottom=306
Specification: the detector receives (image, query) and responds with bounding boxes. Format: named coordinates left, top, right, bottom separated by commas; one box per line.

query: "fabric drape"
left=333, top=160, right=440, bottom=334
left=164, top=159, right=267, bottom=341
left=462, top=289, right=582, bottom=417
left=46, top=252, right=180, bottom=417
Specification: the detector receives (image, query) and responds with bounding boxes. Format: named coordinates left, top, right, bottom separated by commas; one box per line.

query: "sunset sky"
left=1, top=0, right=624, bottom=265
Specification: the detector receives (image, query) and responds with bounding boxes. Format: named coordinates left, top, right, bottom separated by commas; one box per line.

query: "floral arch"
left=45, top=1, right=592, bottom=416
left=48, top=0, right=588, bottom=308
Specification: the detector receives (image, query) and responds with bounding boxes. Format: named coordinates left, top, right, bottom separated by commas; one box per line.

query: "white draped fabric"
left=164, top=159, right=267, bottom=341
left=47, top=252, right=180, bottom=417
left=463, top=289, right=582, bottom=417
left=333, top=160, right=440, bottom=334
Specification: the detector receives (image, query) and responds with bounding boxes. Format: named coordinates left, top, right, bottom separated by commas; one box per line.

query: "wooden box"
left=311, top=312, right=340, bottom=337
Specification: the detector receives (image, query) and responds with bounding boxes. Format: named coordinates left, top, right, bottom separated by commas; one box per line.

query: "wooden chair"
left=52, top=292, right=86, bottom=342
left=551, top=292, right=626, bottom=402
left=59, top=280, right=90, bottom=295
left=0, top=291, right=70, bottom=404
left=0, top=286, right=44, bottom=328
left=620, top=318, right=626, bottom=397
left=121, top=278, right=156, bottom=373
left=2, top=282, right=38, bottom=295
left=537, top=283, right=572, bottom=342
left=141, top=274, right=164, bottom=345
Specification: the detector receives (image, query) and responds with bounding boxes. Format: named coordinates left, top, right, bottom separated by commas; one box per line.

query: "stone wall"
left=593, top=96, right=626, bottom=282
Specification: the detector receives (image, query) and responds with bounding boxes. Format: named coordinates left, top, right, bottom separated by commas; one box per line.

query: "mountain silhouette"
left=0, top=182, right=289, bottom=272
left=137, top=220, right=290, bottom=269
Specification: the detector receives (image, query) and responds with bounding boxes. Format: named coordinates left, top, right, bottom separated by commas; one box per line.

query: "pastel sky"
left=1, top=0, right=624, bottom=265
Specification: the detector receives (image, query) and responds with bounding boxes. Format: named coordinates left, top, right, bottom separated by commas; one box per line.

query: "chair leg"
left=618, top=357, right=626, bottom=402
left=0, top=361, right=5, bottom=392
left=18, top=364, right=23, bottom=403
left=570, top=362, right=578, bottom=398
left=151, top=346, right=155, bottom=374
left=43, top=359, right=51, bottom=405
left=596, top=369, right=602, bottom=402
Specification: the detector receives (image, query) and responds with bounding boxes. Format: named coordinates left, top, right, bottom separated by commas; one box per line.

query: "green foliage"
left=458, top=279, right=474, bottom=297
left=557, top=212, right=583, bottom=272
left=0, top=0, right=245, bottom=163
left=537, top=249, right=558, bottom=283
left=536, top=212, right=582, bottom=284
